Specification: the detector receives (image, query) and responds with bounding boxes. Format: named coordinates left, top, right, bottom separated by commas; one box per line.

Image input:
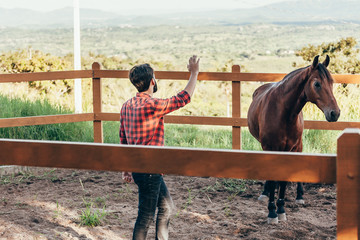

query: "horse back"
left=252, top=83, right=274, bottom=99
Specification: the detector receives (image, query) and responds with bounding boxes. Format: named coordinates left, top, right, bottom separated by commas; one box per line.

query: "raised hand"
left=187, top=55, right=200, bottom=74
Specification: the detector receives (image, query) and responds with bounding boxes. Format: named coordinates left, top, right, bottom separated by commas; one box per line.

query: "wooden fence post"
left=337, top=128, right=360, bottom=239
left=92, top=62, right=103, bottom=143
left=232, top=65, right=241, bottom=149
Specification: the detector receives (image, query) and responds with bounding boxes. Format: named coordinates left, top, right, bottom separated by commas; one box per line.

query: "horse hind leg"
left=267, top=181, right=278, bottom=224
left=293, top=143, right=305, bottom=205
left=295, top=182, right=305, bottom=204
left=258, top=180, right=270, bottom=202
left=276, top=181, right=287, bottom=221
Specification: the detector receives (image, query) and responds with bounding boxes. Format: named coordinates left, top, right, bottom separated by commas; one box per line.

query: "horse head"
left=304, top=55, right=340, bottom=122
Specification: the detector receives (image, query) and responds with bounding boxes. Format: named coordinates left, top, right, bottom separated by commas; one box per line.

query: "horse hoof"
left=258, top=195, right=269, bottom=202
left=295, top=199, right=305, bottom=205
left=278, top=213, right=287, bottom=221
left=267, top=217, right=279, bottom=224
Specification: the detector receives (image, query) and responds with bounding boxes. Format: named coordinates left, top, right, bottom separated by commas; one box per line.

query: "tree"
left=0, top=48, right=73, bottom=95
left=0, top=48, right=178, bottom=111
left=293, top=37, right=360, bottom=74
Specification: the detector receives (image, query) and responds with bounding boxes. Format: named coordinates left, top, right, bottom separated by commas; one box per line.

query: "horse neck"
left=277, top=67, right=310, bottom=119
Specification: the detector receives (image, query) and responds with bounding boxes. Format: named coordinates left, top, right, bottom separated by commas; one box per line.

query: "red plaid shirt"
left=119, top=90, right=191, bottom=146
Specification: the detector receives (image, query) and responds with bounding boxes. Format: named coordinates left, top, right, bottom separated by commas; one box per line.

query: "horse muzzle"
left=325, top=109, right=340, bottom=122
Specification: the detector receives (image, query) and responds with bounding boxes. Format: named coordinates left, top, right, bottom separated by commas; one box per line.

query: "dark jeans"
left=132, top=173, right=173, bottom=240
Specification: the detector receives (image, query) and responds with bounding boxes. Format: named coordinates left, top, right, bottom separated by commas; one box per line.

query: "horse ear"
left=322, top=55, right=330, bottom=67
left=312, top=55, right=319, bottom=69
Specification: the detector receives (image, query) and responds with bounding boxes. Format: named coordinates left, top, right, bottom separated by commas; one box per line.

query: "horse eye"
left=314, top=81, right=321, bottom=89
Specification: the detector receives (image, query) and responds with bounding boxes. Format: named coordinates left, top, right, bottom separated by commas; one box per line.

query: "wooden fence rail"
left=0, top=139, right=337, bottom=183
left=0, top=65, right=359, bottom=238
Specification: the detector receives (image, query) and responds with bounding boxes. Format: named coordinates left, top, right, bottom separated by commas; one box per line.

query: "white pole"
left=74, top=0, right=82, bottom=113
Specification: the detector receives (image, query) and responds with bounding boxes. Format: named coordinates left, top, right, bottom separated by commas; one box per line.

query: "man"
left=120, top=55, right=200, bottom=240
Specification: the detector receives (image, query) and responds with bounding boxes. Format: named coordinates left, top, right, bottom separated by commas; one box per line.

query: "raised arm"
left=184, top=55, right=200, bottom=97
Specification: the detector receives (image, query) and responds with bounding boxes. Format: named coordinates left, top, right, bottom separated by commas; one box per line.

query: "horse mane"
left=280, top=62, right=333, bottom=86
left=281, top=66, right=308, bottom=83
left=252, top=62, right=332, bottom=98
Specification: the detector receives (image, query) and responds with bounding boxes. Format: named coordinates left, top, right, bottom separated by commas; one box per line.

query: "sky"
left=0, top=0, right=287, bottom=14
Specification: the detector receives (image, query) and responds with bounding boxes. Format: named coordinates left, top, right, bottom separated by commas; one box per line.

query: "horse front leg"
left=267, top=180, right=278, bottom=224
left=276, top=181, right=287, bottom=221
left=295, top=182, right=305, bottom=204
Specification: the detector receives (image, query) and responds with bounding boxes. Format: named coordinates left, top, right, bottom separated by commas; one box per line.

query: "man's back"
left=120, top=90, right=190, bottom=146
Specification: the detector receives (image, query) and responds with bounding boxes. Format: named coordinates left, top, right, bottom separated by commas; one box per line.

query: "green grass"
left=0, top=95, right=93, bottom=142
left=79, top=204, right=107, bottom=227
left=302, top=129, right=340, bottom=154
left=165, top=125, right=338, bottom=153
left=164, top=125, right=232, bottom=149
left=79, top=197, right=108, bottom=227
left=0, top=94, right=341, bottom=154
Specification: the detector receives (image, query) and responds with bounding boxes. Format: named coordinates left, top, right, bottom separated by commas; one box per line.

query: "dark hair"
left=129, top=64, right=154, bottom=92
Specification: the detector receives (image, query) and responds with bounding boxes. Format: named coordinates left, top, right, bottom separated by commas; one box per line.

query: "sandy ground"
left=0, top=168, right=336, bottom=240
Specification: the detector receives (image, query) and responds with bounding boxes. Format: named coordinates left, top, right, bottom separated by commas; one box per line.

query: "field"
left=1, top=24, right=360, bottom=71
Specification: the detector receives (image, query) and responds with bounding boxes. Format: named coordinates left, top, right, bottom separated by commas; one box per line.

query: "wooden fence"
left=0, top=63, right=359, bottom=147
left=0, top=64, right=359, bottom=239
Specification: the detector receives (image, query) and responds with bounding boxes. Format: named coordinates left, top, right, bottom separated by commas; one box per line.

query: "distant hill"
left=0, top=0, right=359, bottom=28
left=0, top=7, right=120, bottom=27
left=190, top=0, right=360, bottom=24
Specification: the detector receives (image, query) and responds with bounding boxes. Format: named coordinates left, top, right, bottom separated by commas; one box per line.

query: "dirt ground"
left=0, top=168, right=336, bottom=240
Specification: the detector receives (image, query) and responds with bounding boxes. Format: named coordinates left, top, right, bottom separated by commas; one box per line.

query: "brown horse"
left=247, top=55, right=340, bottom=224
